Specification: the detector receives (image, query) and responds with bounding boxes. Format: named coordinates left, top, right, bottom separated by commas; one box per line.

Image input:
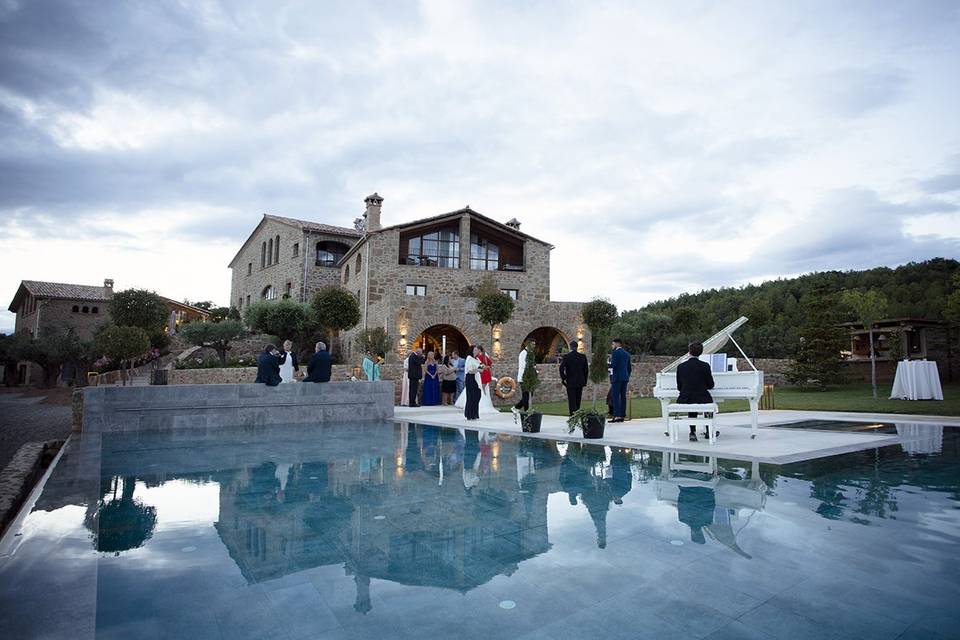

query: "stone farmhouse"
left=229, top=194, right=587, bottom=367
left=6, top=279, right=209, bottom=385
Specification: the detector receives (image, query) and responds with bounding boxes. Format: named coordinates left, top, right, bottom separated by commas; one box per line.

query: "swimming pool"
left=1, top=421, right=958, bottom=639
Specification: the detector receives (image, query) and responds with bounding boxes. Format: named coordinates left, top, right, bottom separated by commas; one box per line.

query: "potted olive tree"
left=519, top=355, right=543, bottom=433
left=567, top=407, right=606, bottom=439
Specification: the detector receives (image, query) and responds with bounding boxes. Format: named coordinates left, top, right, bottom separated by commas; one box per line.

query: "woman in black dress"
left=464, top=345, right=482, bottom=420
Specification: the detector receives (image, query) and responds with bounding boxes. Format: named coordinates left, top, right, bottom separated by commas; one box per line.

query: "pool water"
left=1, top=421, right=958, bottom=640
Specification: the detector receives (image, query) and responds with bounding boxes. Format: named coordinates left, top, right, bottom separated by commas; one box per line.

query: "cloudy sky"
left=2, top=0, right=959, bottom=333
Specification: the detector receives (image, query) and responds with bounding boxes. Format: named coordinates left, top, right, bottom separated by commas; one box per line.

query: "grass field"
left=504, top=382, right=960, bottom=418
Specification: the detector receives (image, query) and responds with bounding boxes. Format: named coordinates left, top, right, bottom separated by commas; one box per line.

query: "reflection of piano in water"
left=656, top=452, right=767, bottom=554
left=653, top=316, right=765, bottom=438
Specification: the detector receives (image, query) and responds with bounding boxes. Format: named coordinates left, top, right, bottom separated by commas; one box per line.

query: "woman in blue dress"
left=422, top=350, right=441, bottom=406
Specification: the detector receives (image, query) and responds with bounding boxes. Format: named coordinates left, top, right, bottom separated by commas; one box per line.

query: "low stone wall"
left=81, top=381, right=395, bottom=434
left=166, top=358, right=793, bottom=405
left=0, top=440, right=63, bottom=536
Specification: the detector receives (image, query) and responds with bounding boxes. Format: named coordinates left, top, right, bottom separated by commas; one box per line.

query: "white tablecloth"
left=889, top=361, right=943, bottom=401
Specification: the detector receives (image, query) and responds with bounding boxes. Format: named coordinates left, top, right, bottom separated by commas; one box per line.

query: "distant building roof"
left=228, top=214, right=361, bottom=267
left=8, top=280, right=112, bottom=312
left=160, top=296, right=211, bottom=317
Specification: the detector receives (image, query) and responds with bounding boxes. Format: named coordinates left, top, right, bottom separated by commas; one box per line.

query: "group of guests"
left=254, top=339, right=333, bottom=386
left=403, top=346, right=496, bottom=416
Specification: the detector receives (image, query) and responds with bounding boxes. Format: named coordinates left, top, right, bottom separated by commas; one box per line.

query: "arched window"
left=274, top=235, right=280, bottom=263
left=262, top=285, right=276, bottom=300
left=72, top=305, right=79, bottom=313
left=91, top=307, right=99, bottom=314
left=261, top=242, right=266, bottom=268
left=267, top=238, right=274, bottom=265
left=344, top=265, right=350, bottom=282
left=356, top=252, right=362, bottom=274
left=82, top=306, right=89, bottom=313
left=316, top=241, right=349, bottom=266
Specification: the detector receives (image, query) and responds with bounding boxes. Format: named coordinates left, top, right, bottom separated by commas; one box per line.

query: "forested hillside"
left=613, top=258, right=959, bottom=359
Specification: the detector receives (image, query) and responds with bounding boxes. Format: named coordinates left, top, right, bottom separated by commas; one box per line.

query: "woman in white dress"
left=455, top=369, right=499, bottom=415
left=401, top=355, right=410, bottom=406
left=278, top=340, right=299, bottom=383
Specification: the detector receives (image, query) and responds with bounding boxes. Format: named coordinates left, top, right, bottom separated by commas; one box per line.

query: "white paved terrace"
left=393, top=405, right=960, bottom=464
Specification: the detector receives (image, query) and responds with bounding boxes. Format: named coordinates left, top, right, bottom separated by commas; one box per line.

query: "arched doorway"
left=412, top=324, right=470, bottom=358
left=521, top=327, right=569, bottom=363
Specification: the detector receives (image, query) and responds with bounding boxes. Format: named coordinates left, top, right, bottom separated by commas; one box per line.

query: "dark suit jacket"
left=278, top=350, right=299, bottom=371
left=559, top=350, right=589, bottom=388
left=255, top=352, right=282, bottom=386
left=304, top=350, right=332, bottom=382
left=676, top=357, right=715, bottom=403
left=407, top=353, right=425, bottom=380
left=610, top=347, right=631, bottom=383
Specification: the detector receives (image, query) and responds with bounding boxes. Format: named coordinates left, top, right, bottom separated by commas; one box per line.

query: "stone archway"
left=412, top=324, right=471, bottom=359
left=520, top=327, right=570, bottom=363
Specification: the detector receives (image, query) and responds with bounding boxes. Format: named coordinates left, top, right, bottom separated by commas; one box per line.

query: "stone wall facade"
left=14, top=298, right=110, bottom=340
left=229, top=218, right=359, bottom=312
left=338, top=212, right=587, bottom=370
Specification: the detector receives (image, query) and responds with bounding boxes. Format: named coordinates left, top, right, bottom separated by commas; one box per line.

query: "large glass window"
left=470, top=233, right=500, bottom=270
left=262, top=285, right=276, bottom=300
left=316, top=241, right=349, bottom=267
left=401, top=228, right=459, bottom=268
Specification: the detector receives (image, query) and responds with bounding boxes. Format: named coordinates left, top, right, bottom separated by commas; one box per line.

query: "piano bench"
left=666, top=403, right=719, bottom=445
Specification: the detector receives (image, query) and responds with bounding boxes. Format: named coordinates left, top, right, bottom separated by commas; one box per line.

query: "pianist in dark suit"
left=255, top=344, right=282, bottom=386
left=677, top=341, right=715, bottom=441
left=303, top=341, right=333, bottom=383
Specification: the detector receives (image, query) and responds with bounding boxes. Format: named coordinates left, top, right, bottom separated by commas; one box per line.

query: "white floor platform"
left=393, top=406, right=957, bottom=464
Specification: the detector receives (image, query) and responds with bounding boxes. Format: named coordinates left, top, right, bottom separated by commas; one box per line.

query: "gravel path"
left=0, top=389, right=72, bottom=471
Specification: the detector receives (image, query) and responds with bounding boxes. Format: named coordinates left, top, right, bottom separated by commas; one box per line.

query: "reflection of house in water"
left=214, top=424, right=561, bottom=611
left=656, top=453, right=767, bottom=553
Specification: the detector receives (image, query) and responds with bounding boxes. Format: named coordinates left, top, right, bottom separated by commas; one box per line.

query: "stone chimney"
left=505, top=218, right=521, bottom=230
left=104, top=278, right=114, bottom=291
left=363, top=193, right=383, bottom=231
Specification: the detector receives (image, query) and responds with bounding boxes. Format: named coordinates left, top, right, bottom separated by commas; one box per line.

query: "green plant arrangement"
left=567, top=407, right=607, bottom=439
left=517, top=350, right=542, bottom=432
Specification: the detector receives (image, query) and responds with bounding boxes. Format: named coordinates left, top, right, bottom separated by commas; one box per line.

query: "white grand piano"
left=653, top=316, right=765, bottom=439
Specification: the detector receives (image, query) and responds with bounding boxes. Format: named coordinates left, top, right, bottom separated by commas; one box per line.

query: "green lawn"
left=507, top=382, right=960, bottom=418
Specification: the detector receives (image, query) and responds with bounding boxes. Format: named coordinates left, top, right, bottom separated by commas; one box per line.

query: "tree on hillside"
left=109, top=289, right=169, bottom=333
left=614, top=311, right=673, bottom=358
left=842, top=289, right=889, bottom=399
left=244, top=300, right=312, bottom=340
left=0, top=333, right=29, bottom=386
left=179, top=320, right=246, bottom=366
left=355, top=327, right=391, bottom=359
left=95, top=326, right=150, bottom=386
left=581, top=298, right=618, bottom=339
left=475, top=288, right=515, bottom=351
left=311, top=286, right=361, bottom=359
left=786, top=290, right=847, bottom=390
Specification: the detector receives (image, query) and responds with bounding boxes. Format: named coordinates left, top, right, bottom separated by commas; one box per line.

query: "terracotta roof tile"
left=21, top=280, right=113, bottom=301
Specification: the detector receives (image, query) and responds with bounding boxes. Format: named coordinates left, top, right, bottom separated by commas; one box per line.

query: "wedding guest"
left=278, top=339, right=300, bottom=383
left=512, top=341, right=531, bottom=416
left=449, top=350, right=465, bottom=398
left=255, top=344, right=282, bottom=386
left=478, top=345, right=493, bottom=397
left=463, top=346, right=482, bottom=420
left=303, top=341, right=332, bottom=383
left=422, top=351, right=441, bottom=406
left=559, top=340, right=589, bottom=415
left=406, top=348, right=425, bottom=407
left=440, top=355, right=458, bottom=405
left=362, top=352, right=382, bottom=381
left=609, top=338, right=631, bottom=423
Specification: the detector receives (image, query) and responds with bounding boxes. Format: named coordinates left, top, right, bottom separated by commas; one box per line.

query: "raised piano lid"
left=660, top=316, right=756, bottom=373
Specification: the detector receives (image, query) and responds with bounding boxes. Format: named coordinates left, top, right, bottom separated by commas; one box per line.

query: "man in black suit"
left=406, top=348, right=425, bottom=407
left=676, top=341, right=715, bottom=441
left=303, top=341, right=332, bottom=383
left=255, top=344, right=282, bottom=386
left=559, top=341, right=589, bottom=416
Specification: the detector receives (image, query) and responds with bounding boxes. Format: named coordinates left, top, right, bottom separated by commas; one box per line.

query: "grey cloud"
left=812, top=67, right=909, bottom=117
left=919, top=173, right=960, bottom=194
